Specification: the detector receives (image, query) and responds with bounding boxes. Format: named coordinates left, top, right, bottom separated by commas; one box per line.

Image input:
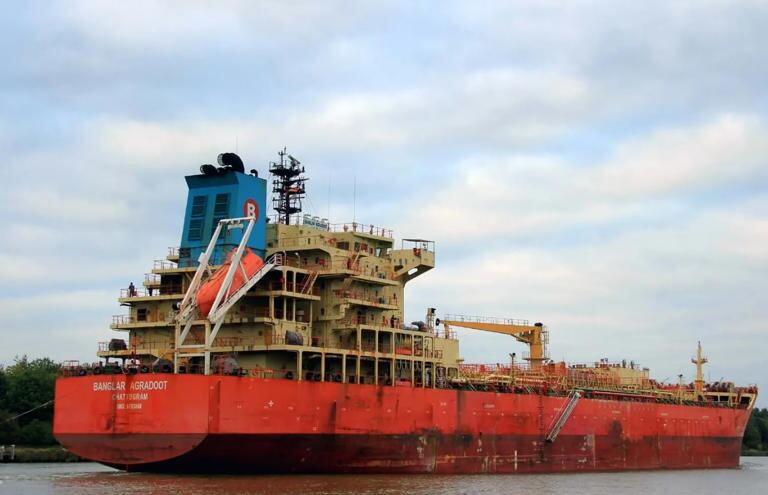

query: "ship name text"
left=92, top=380, right=169, bottom=392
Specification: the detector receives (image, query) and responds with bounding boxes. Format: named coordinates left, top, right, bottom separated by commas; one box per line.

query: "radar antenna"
left=269, top=148, right=308, bottom=225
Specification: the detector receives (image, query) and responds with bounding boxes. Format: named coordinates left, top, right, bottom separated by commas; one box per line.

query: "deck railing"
left=444, top=314, right=531, bottom=327
left=329, top=222, right=393, bottom=238
left=153, top=260, right=178, bottom=270
left=333, top=290, right=396, bottom=306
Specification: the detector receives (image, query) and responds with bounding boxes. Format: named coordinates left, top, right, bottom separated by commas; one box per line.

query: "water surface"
left=1, top=458, right=767, bottom=495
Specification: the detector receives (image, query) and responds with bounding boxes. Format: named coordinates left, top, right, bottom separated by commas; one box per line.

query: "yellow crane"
left=436, top=314, right=549, bottom=367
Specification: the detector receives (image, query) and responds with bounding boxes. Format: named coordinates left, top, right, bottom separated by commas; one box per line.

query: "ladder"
left=300, top=270, right=318, bottom=294
left=350, top=251, right=362, bottom=272
left=545, top=390, right=581, bottom=443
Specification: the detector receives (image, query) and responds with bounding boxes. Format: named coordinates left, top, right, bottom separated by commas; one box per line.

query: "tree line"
left=744, top=408, right=768, bottom=453
left=0, top=356, right=58, bottom=446
left=0, top=355, right=766, bottom=453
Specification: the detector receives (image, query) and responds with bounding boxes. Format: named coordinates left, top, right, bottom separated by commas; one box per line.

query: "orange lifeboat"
left=196, top=247, right=264, bottom=317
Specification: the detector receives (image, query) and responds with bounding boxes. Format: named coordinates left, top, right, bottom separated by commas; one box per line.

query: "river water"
left=1, top=458, right=767, bottom=495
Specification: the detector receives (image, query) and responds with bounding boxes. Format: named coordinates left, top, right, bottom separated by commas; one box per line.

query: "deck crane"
left=435, top=313, right=549, bottom=367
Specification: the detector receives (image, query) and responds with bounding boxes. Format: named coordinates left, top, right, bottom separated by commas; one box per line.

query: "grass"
left=4, top=445, right=82, bottom=462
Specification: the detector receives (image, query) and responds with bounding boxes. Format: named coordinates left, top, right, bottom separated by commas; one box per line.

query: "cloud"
left=403, top=114, right=768, bottom=242
left=0, top=1, right=766, bottom=405
left=592, top=114, right=768, bottom=198
left=86, top=68, right=592, bottom=169
left=6, top=188, right=132, bottom=223
left=0, top=290, right=114, bottom=320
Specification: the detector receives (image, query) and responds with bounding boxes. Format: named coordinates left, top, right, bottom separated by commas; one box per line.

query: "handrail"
left=120, top=285, right=183, bottom=298
left=333, top=289, right=396, bottom=306
left=258, top=281, right=320, bottom=296
left=328, top=222, right=393, bottom=238
left=444, top=314, right=531, bottom=327
left=153, top=260, right=178, bottom=270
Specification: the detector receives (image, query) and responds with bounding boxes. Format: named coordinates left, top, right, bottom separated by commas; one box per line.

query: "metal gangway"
left=174, top=217, right=280, bottom=373
left=545, top=390, right=581, bottom=442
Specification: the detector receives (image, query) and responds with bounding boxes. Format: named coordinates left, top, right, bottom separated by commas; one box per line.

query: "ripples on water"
left=1, top=458, right=767, bottom=495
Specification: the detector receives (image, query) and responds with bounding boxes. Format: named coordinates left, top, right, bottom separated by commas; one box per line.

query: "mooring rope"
left=1, top=400, right=53, bottom=423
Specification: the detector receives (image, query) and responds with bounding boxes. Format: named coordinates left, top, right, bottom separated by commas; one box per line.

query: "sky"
left=0, top=1, right=766, bottom=405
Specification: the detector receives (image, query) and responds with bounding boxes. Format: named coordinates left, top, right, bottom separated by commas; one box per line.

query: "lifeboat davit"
left=196, top=247, right=264, bottom=318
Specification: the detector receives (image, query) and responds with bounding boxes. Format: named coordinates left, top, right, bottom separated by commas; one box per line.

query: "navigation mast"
left=692, top=341, right=708, bottom=399
left=269, top=148, right=307, bottom=225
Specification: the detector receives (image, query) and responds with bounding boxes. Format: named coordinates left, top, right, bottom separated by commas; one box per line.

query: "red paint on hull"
left=54, top=374, right=750, bottom=474
left=78, top=433, right=741, bottom=474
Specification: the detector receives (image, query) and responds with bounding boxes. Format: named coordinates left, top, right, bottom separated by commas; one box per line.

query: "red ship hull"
left=54, top=374, right=749, bottom=473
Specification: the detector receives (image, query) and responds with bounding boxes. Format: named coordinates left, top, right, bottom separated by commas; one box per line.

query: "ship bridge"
left=393, top=239, right=435, bottom=282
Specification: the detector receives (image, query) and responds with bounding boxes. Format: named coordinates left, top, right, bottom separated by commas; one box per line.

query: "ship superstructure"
left=105, top=151, right=448, bottom=386
left=54, top=151, right=758, bottom=473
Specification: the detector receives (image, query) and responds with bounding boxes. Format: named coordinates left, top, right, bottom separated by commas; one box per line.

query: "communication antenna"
left=353, top=175, right=357, bottom=223
left=269, top=148, right=308, bottom=225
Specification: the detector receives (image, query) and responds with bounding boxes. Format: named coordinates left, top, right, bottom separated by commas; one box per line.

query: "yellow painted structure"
left=438, top=315, right=549, bottom=366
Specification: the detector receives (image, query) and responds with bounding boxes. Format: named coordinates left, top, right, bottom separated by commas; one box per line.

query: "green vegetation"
left=743, top=408, right=768, bottom=455
left=0, top=356, right=58, bottom=447
left=11, top=446, right=82, bottom=462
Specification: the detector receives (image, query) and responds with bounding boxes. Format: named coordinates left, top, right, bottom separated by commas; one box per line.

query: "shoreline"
left=743, top=450, right=768, bottom=457
left=0, top=446, right=83, bottom=463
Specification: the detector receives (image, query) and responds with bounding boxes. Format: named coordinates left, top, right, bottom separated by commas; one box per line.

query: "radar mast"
left=269, top=148, right=307, bottom=225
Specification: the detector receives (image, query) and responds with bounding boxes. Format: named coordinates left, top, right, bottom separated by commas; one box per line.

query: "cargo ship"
left=54, top=150, right=758, bottom=473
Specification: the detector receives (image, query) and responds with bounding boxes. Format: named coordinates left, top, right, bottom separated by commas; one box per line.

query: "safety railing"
left=257, top=281, right=321, bottom=296
left=112, top=312, right=172, bottom=325
left=120, top=287, right=148, bottom=298
left=120, top=286, right=182, bottom=298
left=99, top=340, right=174, bottom=352
left=281, top=256, right=363, bottom=275
left=443, top=314, right=531, bottom=327
left=329, top=222, right=393, bottom=238
left=333, top=290, right=396, bottom=306
left=112, top=315, right=133, bottom=325
left=401, top=239, right=435, bottom=253
left=153, top=260, right=178, bottom=270
left=337, top=315, right=404, bottom=329
left=459, top=363, right=536, bottom=375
